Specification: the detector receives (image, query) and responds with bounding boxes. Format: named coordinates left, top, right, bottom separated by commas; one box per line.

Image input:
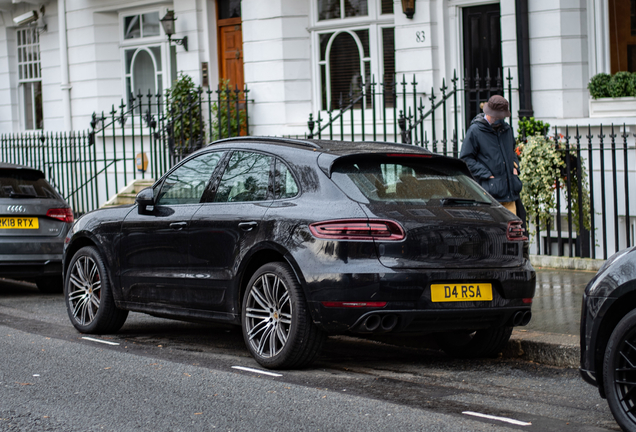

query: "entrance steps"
left=101, top=178, right=155, bottom=208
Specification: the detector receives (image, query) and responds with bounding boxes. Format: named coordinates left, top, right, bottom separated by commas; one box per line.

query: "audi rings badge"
left=7, top=205, right=26, bottom=213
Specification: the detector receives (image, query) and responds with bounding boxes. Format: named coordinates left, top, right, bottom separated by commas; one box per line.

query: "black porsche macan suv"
left=63, top=137, right=536, bottom=369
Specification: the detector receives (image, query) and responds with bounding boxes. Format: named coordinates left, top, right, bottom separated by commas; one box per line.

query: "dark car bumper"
left=0, top=235, right=66, bottom=280
left=0, top=254, right=63, bottom=279
left=305, top=260, right=536, bottom=333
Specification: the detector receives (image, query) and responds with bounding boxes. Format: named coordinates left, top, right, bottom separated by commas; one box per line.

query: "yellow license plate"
left=0, top=217, right=39, bottom=229
left=430, top=283, right=493, bottom=302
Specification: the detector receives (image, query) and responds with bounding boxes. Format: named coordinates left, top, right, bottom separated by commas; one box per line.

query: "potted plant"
left=516, top=120, right=591, bottom=239
left=588, top=71, right=636, bottom=118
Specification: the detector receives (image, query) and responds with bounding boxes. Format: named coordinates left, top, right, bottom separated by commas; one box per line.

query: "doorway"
left=462, top=3, right=502, bottom=129
left=217, top=0, right=244, bottom=90
left=609, top=0, right=636, bottom=73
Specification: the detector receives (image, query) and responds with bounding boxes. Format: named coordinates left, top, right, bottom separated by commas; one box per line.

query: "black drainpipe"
left=515, top=0, right=533, bottom=118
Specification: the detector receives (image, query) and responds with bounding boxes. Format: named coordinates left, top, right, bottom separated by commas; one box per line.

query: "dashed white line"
left=81, top=337, right=120, bottom=346
left=462, top=411, right=532, bottom=426
left=231, top=366, right=282, bottom=377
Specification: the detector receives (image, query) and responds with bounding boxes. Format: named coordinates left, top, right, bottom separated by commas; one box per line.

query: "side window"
left=156, top=152, right=223, bottom=205
left=214, top=151, right=273, bottom=203
left=274, top=159, right=299, bottom=199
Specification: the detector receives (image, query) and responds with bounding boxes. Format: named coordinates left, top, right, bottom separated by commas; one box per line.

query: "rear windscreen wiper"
left=9, top=192, right=37, bottom=198
left=441, top=198, right=491, bottom=206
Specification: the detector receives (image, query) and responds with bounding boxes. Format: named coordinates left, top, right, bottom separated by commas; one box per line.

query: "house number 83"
left=416, top=31, right=425, bottom=43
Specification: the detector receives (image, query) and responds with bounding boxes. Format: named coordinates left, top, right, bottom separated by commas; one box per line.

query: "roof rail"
left=209, top=136, right=322, bottom=149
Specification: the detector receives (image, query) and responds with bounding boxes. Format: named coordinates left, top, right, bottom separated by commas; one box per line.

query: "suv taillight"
left=309, top=219, right=405, bottom=241
left=46, top=208, right=74, bottom=223
left=507, top=220, right=527, bottom=241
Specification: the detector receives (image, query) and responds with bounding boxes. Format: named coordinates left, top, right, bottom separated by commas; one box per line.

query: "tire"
left=241, top=262, right=325, bottom=369
left=436, top=326, right=512, bottom=359
left=36, top=277, right=64, bottom=294
left=64, top=246, right=128, bottom=334
left=603, top=309, right=636, bottom=432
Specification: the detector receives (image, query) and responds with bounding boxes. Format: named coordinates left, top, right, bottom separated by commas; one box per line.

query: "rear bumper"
left=0, top=255, right=63, bottom=279
left=305, top=260, right=536, bottom=333
left=311, top=303, right=532, bottom=333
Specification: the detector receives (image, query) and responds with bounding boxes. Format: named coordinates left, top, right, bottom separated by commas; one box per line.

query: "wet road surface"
left=0, top=275, right=619, bottom=431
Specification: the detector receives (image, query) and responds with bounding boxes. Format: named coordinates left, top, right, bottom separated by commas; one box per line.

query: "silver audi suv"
left=0, top=163, right=73, bottom=293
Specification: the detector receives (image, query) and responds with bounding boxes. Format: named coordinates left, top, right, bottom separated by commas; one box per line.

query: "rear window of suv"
left=331, top=157, right=495, bottom=205
left=0, top=169, right=60, bottom=199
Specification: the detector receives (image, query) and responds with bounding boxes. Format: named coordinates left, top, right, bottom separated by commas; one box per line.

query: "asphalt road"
left=0, top=278, right=619, bottom=432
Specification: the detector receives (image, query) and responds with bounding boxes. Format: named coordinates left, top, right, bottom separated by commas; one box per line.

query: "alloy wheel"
left=68, top=255, right=101, bottom=326
left=244, top=272, right=292, bottom=358
left=611, top=328, right=636, bottom=423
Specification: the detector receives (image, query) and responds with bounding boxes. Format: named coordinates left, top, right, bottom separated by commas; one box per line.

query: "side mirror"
left=136, top=187, right=155, bottom=213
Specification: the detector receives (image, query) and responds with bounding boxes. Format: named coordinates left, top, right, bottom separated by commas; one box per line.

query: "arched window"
left=313, top=0, right=395, bottom=111
left=121, top=10, right=170, bottom=111
left=125, top=46, right=163, bottom=103
left=320, top=31, right=370, bottom=110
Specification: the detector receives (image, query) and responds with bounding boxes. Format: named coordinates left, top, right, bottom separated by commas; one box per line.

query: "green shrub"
left=210, top=78, right=247, bottom=141
left=517, top=116, right=550, bottom=138
left=609, top=71, right=635, bottom=98
left=587, top=73, right=612, bottom=99
left=165, top=72, right=205, bottom=151
left=629, top=72, right=636, bottom=97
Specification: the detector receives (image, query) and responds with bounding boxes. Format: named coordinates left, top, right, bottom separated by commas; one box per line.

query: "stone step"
left=101, top=178, right=155, bottom=208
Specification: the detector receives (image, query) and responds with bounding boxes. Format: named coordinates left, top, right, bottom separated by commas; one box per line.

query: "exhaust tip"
left=520, top=311, right=532, bottom=326
left=363, top=314, right=381, bottom=332
left=512, top=311, right=524, bottom=327
left=381, top=314, right=398, bottom=332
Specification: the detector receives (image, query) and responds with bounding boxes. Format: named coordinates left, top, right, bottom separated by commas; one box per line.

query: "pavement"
left=502, top=255, right=601, bottom=368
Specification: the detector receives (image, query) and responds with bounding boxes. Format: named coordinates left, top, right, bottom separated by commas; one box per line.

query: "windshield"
left=0, top=169, right=59, bottom=199
left=331, top=157, right=495, bottom=205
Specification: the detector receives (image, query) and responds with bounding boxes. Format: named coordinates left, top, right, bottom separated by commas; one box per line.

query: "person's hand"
left=513, top=168, right=518, bottom=175
left=489, top=175, right=495, bottom=178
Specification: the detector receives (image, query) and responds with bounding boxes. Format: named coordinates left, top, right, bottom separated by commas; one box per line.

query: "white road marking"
left=81, top=337, right=120, bottom=346
left=231, top=366, right=282, bottom=377
left=462, top=411, right=531, bottom=426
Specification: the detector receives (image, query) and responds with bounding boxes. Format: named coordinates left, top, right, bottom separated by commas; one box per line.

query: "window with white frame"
left=17, top=28, right=43, bottom=130
left=314, top=0, right=395, bottom=111
left=121, top=11, right=174, bottom=108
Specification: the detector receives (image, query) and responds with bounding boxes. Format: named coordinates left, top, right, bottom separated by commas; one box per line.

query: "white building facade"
left=0, top=0, right=634, bottom=258
left=0, top=0, right=630, bottom=135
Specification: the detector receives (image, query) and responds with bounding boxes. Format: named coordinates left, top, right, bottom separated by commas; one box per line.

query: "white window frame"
left=16, top=27, right=43, bottom=130
left=309, top=0, right=394, bottom=113
left=119, top=7, right=171, bottom=106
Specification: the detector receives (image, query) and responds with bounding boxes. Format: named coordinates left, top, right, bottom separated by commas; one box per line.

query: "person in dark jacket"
left=460, top=95, right=522, bottom=215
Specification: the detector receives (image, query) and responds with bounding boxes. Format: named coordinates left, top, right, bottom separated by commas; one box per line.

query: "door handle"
left=169, top=221, right=188, bottom=230
left=238, top=221, right=258, bottom=232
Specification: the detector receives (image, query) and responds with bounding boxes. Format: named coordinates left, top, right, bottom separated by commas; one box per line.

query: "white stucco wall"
left=395, top=0, right=436, bottom=94
left=242, top=0, right=312, bottom=136
left=0, top=24, right=19, bottom=132
left=527, top=0, right=589, bottom=120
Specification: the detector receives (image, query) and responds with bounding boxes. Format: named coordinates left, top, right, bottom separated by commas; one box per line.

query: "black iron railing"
left=307, top=69, right=513, bottom=158
left=530, top=124, right=635, bottom=260
left=0, top=83, right=251, bottom=214
left=2, top=73, right=634, bottom=261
